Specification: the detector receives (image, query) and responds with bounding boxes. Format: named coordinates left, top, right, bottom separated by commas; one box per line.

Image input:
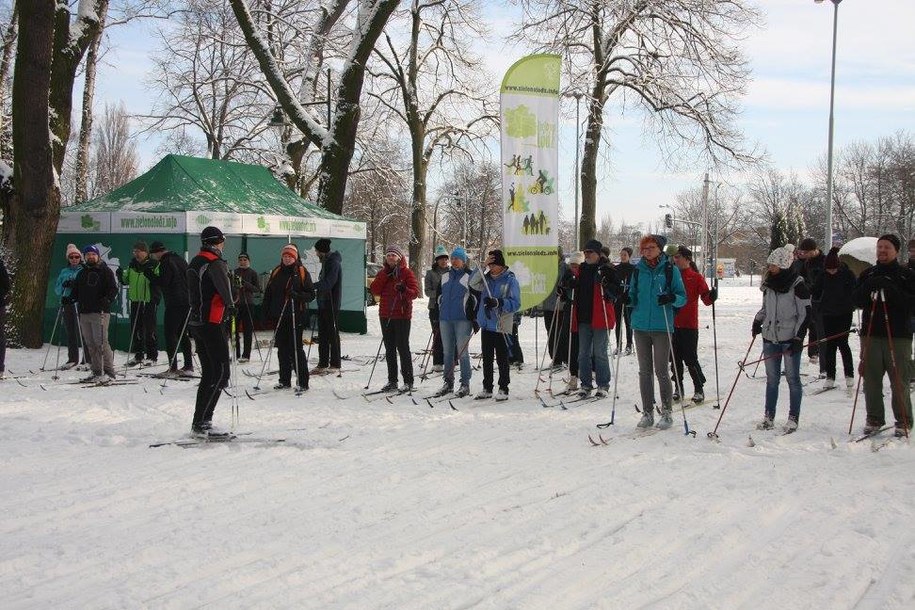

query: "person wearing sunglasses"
left=53, top=244, right=87, bottom=370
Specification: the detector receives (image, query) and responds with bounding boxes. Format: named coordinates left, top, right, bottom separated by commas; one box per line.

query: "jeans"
left=578, top=323, right=611, bottom=390
left=763, top=339, right=802, bottom=420
left=440, top=319, right=472, bottom=386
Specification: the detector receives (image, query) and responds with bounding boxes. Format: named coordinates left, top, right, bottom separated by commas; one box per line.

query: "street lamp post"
left=815, top=0, right=843, bottom=250
left=562, top=91, right=584, bottom=251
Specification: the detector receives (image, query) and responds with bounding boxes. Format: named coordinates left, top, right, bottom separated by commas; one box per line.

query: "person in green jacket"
left=117, top=240, right=161, bottom=366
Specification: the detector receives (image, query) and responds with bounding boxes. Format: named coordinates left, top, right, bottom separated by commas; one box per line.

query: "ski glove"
left=790, top=337, right=804, bottom=355
left=472, top=320, right=480, bottom=333
left=564, top=276, right=578, bottom=290
left=62, top=279, right=74, bottom=288
left=657, top=293, right=675, bottom=306
left=751, top=320, right=762, bottom=337
left=484, top=297, right=500, bottom=310
left=395, top=282, right=407, bottom=293
left=61, top=296, right=73, bottom=306
left=708, top=287, right=718, bottom=302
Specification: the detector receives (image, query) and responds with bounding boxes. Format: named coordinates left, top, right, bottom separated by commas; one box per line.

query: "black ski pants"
left=317, top=307, right=341, bottom=368
left=62, top=302, right=82, bottom=364
left=164, top=302, right=192, bottom=370
left=129, top=301, right=158, bottom=361
left=481, top=329, right=511, bottom=393
left=235, top=304, right=255, bottom=360
left=190, top=323, right=230, bottom=427
left=614, top=302, right=633, bottom=350
left=381, top=317, right=413, bottom=385
left=275, top=316, right=308, bottom=388
left=822, top=312, right=854, bottom=380
left=670, top=327, right=706, bottom=395
left=430, top=310, right=443, bottom=366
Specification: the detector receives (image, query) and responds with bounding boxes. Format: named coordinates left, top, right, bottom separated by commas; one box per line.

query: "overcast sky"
left=90, top=0, right=915, bottom=229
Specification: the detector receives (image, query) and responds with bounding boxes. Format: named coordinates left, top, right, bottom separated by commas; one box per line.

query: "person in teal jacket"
left=116, top=241, right=161, bottom=365
left=54, top=244, right=86, bottom=368
left=470, top=249, right=521, bottom=401
left=625, top=234, right=687, bottom=430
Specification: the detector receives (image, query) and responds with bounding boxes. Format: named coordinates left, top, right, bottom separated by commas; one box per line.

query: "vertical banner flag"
left=500, top=54, right=561, bottom=310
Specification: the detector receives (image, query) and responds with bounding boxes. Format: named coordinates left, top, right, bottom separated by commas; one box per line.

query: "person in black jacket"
left=187, top=227, right=235, bottom=436
left=233, top=253, right=262, bottom=363
left=311, top=238, right=342, bottom=374
left=148, top=241, right=193, bottom=375
left=613, top=246, right=636, bottom=355
left=793, top=237, right=826, bottom=369
left=811, top=246, right=856, bottom=390
left=0, top=257, right=8, bottom=378
left=263, top=244, right=315, bottom=391
left=70, top=245, right=119, bottom=384
left=853, top=234, right=915, bottom=437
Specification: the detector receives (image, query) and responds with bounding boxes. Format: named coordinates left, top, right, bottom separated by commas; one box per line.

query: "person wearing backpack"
left=670, top=246, right=716, bottom=404
left=625, top=234, right=686, bottom=429
left=263, top=244, right=315, bottom=391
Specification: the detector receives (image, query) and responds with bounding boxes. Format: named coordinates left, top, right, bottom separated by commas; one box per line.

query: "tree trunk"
left=407, top=123, right=427, bottom=279
left=74, top=14, right=105, bottom=204
left=4, top=0, right=60, bottom=348
left=579, top=93, right=605, bottom=246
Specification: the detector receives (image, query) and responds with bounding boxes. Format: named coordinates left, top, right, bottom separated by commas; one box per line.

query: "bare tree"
left=90, top=102, right=138, bottom=197
left=517, top=0, right=761, bottom=245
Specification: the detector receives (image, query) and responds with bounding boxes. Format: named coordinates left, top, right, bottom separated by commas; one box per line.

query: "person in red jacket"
left=670, top=246, right=717, bottom=403
left=370, top=245, right=419, bottom=392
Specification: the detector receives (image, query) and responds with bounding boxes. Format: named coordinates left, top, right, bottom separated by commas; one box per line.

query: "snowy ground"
left=1, top=279, right=913, bottom=609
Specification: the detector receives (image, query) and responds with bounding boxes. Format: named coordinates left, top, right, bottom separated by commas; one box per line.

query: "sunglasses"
left=68, top=254, right=81, bottom=259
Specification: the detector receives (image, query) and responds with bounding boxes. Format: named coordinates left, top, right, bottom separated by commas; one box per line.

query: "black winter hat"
left=488, top=249, right=506, bottom=267
left=878, top=233, right=901, bottom=252
left=799, top=237, right=818, bottom=251
left=149, top=241, right=167, bottom=254
left=314, top=238, right=332, bottom=253
left=201, top=226, right=225, bottom=244
left=133, top=240, right=148, bottom=252
left=582, top=239, right=603, bottom=253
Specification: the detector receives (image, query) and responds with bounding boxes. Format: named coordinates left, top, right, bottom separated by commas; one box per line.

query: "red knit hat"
left=281, top=244, right=298, bottom=258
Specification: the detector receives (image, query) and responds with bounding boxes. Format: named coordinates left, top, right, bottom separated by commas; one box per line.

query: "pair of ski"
left=246, top=384, right=308, bottom=400
left=588, top=427, right=661, bottom=446
left=149, top=431, right=286, bottom=448
left=539, top=392, right=605, bottom=410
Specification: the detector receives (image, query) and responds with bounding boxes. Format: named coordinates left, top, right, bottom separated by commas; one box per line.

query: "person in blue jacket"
left=54, top=243, right=87, bottom=369
left=431, top=246, right=480, bottom=398
left=624, top=234, right=686, bottom=429
left=470, top=249, right=521, bottom=401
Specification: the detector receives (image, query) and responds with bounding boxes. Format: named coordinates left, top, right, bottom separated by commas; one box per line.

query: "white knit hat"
left=65, top=243, right=81, bottom=260
left=766, top=243, right=796, bottom=270
left=569, top=251, right=585, bottom=265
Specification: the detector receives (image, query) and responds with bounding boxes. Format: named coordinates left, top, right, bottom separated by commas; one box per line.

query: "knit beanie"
left=798, top=237, right=818, bottom=251
left=433, top=245, right=449, bottom=260
left=66, top=243, right=81, bottom=260
left=281, top=243, right=298, bottom=258
left=824, top=246, right=840, bottom=270
left=582, top=239, right=602, bottom=253
left=385, top=245, right=405, bottom=260
left=450, top=246, right=468, bottom=264
left=314, top=238, right=332, bottom=253
left=488, top=249, right=506, bottom=267
left=82, top=245, right=100, bottom=256
left=149, top=241, right=167, bottom=254
left=766, top=244, right=796, bottom=269
left=569, top=251, right=585, bottom=265
left=878, top=233, right=901, bottom=252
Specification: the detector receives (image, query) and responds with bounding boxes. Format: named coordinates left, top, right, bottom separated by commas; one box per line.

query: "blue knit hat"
left=82, top=245, right=100, bottom=256
left=450, top=246, right=468, bottom=263
left=433, top=245, right=449, bottom=260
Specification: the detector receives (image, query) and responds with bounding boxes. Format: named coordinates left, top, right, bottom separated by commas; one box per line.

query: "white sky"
left=91, top=0, right=915, bottom=228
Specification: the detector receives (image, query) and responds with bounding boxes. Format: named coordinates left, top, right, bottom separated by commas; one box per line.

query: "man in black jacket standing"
left=853, top=234, right=915, bottom=437
left=148, top=241, right=194, bottom=376
left=793, top=237, right=825, bottom=370
left=187, top=227, right=235, bottom=436
left=233, top=252, right=261, bottom=363
left=311, top=238, right=342, bottom=374
left=71, top=245, right=119, bottom=384
left=613, top=246, right=635, bottom=355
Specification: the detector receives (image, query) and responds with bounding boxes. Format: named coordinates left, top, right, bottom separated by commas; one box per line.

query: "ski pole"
left=230, top=314, right=239, bottom=430
left=534, top=306, right=559, bottom=394
left=711, top=278, right=721, bottom=409
left=41, top=305, right=64, bottom=371
left=417, top=329, right=435, bottom=380
left=253, top=299, right=288, bottom=390
left=849, top=293, right=879, bottom=434
left=365, top=293, right=400, bottom=389
left=708, top=335, right=757, bottom=440
left=246, top=302, right=264, bottom=362
left=879, top=289, right=909, bottom=437
left=739, top=329, right=856, bottom=370
left=660, top=287, right=693, bottom=436
left=606, top=280, right=629, bottom=426
left=121, top=300, right=143, bottom=376
left=564, top=287, right=576, bottom=382
left=291, top=296, right=302, bottom=391
left=329, top=291, right=343, bottom=377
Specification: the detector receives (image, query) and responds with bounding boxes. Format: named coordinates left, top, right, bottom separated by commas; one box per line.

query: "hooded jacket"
left=753, top=268, right=811, bottom=343
left=146, top=251, right=190, bottom=307
left=436, top=266, right=478, bottom=323
left=313, top=250, right=342, bottom=311
left=71, top=261, right=118, bottom=314
left=471, top=268, right=521, bottom=334
left=54, top=264, right=83, bottom=299
left=263, top=262, right=315, bottom=322
left=811, top=264, right=856, bottom=317
left=628, top=254, right=687, bottom=333
left=673, top=265, right=713, bottom=330
left=370, top=256, right=419, bottom=320
left=120, top=257, right=161, bottom=304
left=424, top=263, right=449, bottom=311
left=233, top=266, right=262, bottom=306
left=571, top=256, right=617, bottom=331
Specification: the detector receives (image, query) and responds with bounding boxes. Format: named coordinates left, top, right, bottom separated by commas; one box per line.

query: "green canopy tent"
left=48, top=155, right=367, bottom=351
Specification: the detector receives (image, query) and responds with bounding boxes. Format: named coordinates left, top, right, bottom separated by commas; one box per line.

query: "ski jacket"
left=811, top=264, right=856, bottom=317
left=628, top=255, right=687, bottom=333
left=853, top=260, right=915, bottom=338
left=673, top=266, right=713, bottom=330
left=571, top=258, right=617, bottom=331
left=614, top=261, right=636, bottom=286
left=436, top=267, right=479, bottom=323
left=471, top=268, right=521, bottom=334
left=71, top=261, right=118, bottom=314
left=313, top=251, right=342, bottom=311
left=371, top=258, right=419, bottom=320
left=119, top=258, right=161, bottom=304
left=791, top=252, right=825, bottom=304
left=263, top=262, right=315, bottom=322
left=541, top=259, right=568, bottom=312
left=147, top=251, right=190, bottom=308
left=233, top=266, right=262, bottom=306
left=754, top=270, right=811, bottom=343
left=424, top=264, right=449, bottom=310
left=54, top=265, right=83, bottom=299
left=187, top=246, right=233, bottom=326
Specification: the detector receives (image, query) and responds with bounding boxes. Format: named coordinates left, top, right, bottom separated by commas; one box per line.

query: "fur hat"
left=385, top=245, right=405, bottom=260
left=487, top=249, right=506, bottom=267
left=82, top=245, right=100, bottom=256
left=281, top=244, right=298, bottom=258
left=66, top=243, right=81, bottom=260
left=878, top=233, right=901, bottom=252
left=149, top=241, right=167, bottom=254
left=433, top=245, right=449, bottom=260
left=766, top=243, right=796, bottom=269
left=824, top=246, right=841, bottom=270
left=314, top=238, right=332, bottom=253
left=450, top=246, right=468, bottom=264
left=569, top=251, right=585, bottom=265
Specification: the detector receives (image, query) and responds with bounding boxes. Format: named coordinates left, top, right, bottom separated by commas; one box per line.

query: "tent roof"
left=67, top=154, right=345, bottom=220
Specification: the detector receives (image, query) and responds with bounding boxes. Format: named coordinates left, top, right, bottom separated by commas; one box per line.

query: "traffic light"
left=664, top=213, right=673, bottom=229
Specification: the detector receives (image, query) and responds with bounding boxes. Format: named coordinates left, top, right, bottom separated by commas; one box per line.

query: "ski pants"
left=821, top=313, right=854, bottom=381
left=670, top=327, right=706, bottom=395
left=163, top=302, right=192, bottom=370
left=862, top=335, right=913, bottom=429
left=317, top=307, right=341, bottom=369
left=635, top=330, right=672, bottom=413
left=235, top=304, right=255, bottom=360
left=62, top=302, right=82, bottom=364
left=190, top=323, right=230, bottom=427
left=129, top=301, right=158, bottom=361
left=430, top=310, right=444, bottom=366
left=481, top=329, right=511, bottom=393
left=381, top=318, right=413, bottom=385
left=613, top=301, right=633, bottom=350
left=510, top=321, right=523, bottom=364
left=80, top=312, right=115, bottom=378
left=275, top=315, right=308, bottom=388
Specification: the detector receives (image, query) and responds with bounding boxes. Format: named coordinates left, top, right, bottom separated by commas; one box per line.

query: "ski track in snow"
left=1, top=280, right=914, bottom=608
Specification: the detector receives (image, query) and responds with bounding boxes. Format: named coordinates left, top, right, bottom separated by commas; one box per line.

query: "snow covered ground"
left=1, top=279, right=913, bottom=609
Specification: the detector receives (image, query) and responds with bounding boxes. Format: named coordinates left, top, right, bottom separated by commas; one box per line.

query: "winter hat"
left=487, top=249, right=506, bottom=267
left=385, top=245, right=405, bottom=260
left=824, top=246, right=841, bottom=270
left=238, top=252, right=249, bottom=260
left=201, top=225, right=225, bottom=244
left=798, top=237, right=818, bottom=252
left=878, top=233, right=901, bottom=252
left=639, top=234, right=662, bottom=251
left=149, top=241, right=167, bottom=254
left=65, top=243, right=81, bottom=260
left=314, top=238, right=332, bottom=253
left=133, top=240, right=148, bottom=252
left=766, top=243, right=796, bottom=270
left=569, top=252, right=585, bottom=265
left=433, top=245, right=449, bottom=260
left=582, top=239, right=602, bottom=253
left=450, top=246, right=468, bottom=264
left=82, top=245, right=100, bottom=256
left=676, top=245, right=693, bottom=260
left=281, top=244, right=299, bottom=258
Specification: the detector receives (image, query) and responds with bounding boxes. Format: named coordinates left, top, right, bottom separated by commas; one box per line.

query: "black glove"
left=61, top=296, right=73, bottom=305
left=708, top=287, right=718, bottom=302
left=291, top=290, right=306, bottom=302
left=564, top=276, right=578, bottom=290
left=790, top=337, right=804, bottom=355
left=99, top=298, right=112, bottom=310
left=602, top=289, right=615, bottom=302
left=484, top=296, right=500, bottom=310
left=865, top=275, right=895, bottom=296
left=62, top=279, right=73, bottom=288
left=657, top=293, right=675, bottom=306
left=618, top=292, right=631, bottom=305
left=472, top=320, right=480, bottom=333
left=396, top=282, right=407, bottom=293
left=115, top=267, right=124, bottom=283
left=751, top=320, right=762, bottom=337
